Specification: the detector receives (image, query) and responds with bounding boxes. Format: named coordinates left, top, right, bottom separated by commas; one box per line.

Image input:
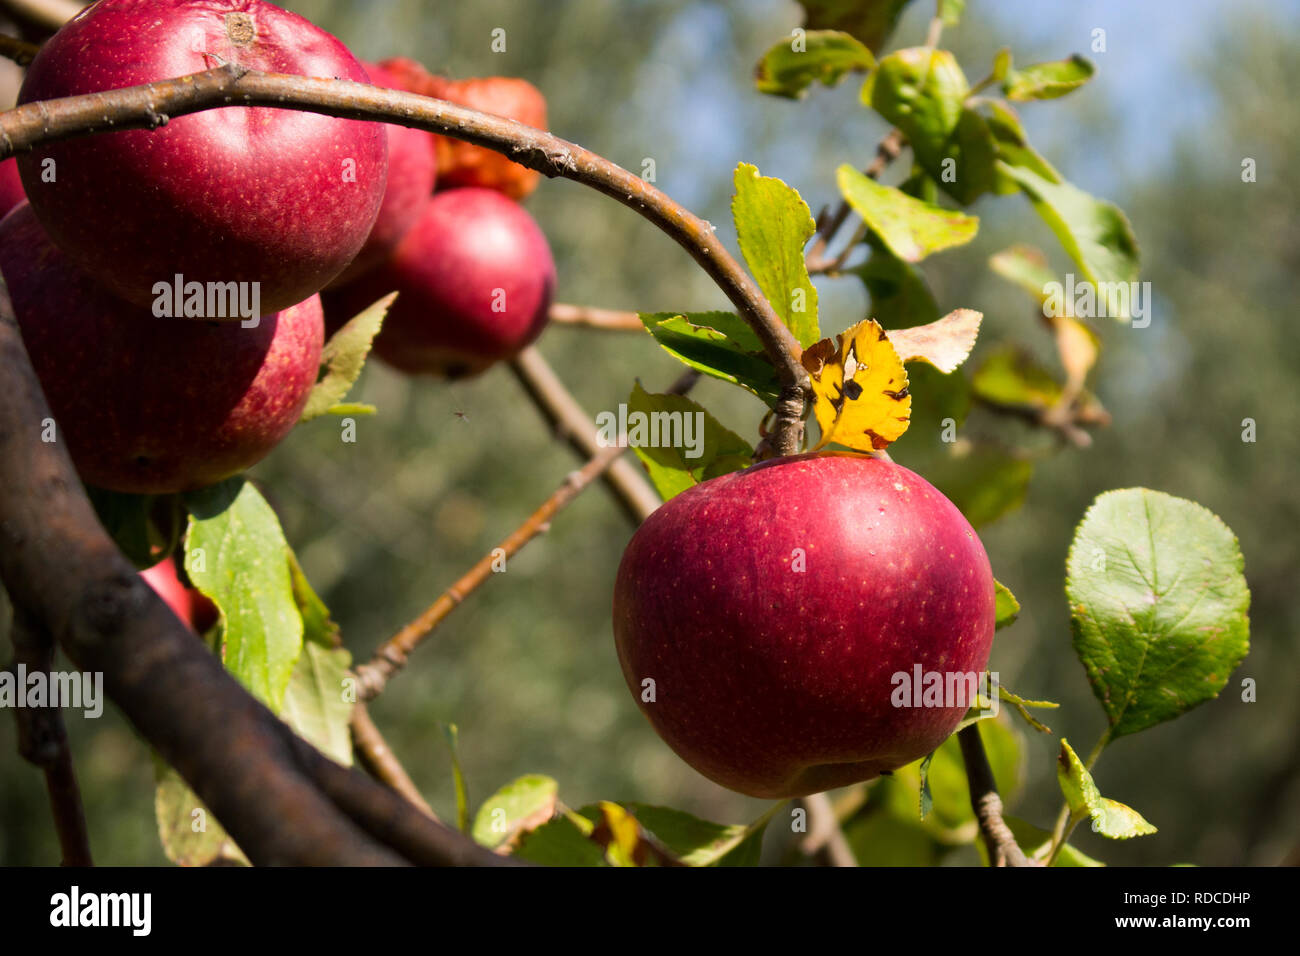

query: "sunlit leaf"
left=623, top=383, right=754, bottom=501
left=1057, top=739, right=1157, bottom=839
left=885, top=308, right=982, bottom=373
left=1004, top=55, right=1095, bottom=101
left=802, top=319, right=911, bottom=452
left=300, top=293, right=392, bottom=422
left=837, top=165, right=978, bottom=262
left=755, top=29, right=875, bottom=98
left=638, top=311, right=781, bottom=406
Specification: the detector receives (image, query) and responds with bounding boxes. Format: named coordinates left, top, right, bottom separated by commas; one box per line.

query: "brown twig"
left=0, top=285, right=509, bottom=866
left=0, top=32, right=40, bottom=66
left=0, top=64, right=810, bottom=455
left=8, top=608, right=92, bottom=866
left=351, top=702, right=438, bottom=820
left=805, top=128, right=905, bottom=274
left=549, top=303, right=645, bottom=332
left=957, top=724, right=1037, bottom=867
left=356, top=369, right=698, bottom=701
left=0, top=0, right=82, bottom=33
left=800, top=792, right=857, bottom=867
left=509, top=345, right=663, bottom=524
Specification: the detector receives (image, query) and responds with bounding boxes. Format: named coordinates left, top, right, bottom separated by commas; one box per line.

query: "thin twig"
left=9, top=608, right=92, bottom=866
left=0, top=32, right=40, bottom=66
left=549, top=303, right=644, bottom=332
left=800, top=792, right=857, bottom=867
left=351, top=702, right=438, bottom=820
left=509, top=345, right=663, bottom=524
left=356, top=369, right=698, bottom=701
left=957, top=724, right=1037, bottom=867
left=805, top=128, right=905, bottom=273
left=0, top=64, right=810, bottom=455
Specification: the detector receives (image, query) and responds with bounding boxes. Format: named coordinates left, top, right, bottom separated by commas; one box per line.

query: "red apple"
left=329, top=61, right=439, bottom=287
left=323, top=187, right=554, bottom=377
left=612, top=453, right=997, bottom=799
left=141, top=555, right=218, bottom=634
left=0, top=202, right=324, bottom=494
left=16, top=0, right=387, bottom=314
left=0, top=158, right=24, bottom=218
left=380, top=57, right=546, bottom=200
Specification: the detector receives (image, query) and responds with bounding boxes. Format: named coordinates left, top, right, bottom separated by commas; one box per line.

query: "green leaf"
left=972, top=345, right=1062, bottom=409
left=513, top=813, right=608, bottom=866
left=299, top=293, right=393, bottom=422
left=797, top=0, right=914, bottom=53
left=997, top=682, right=1058, bottom=734
left=994, top=579, right=1020, bottom=629
left=989, top=244, right=1056, bottom=303
left=731, top=163, right=819, bottom=347
left=638, top=311, right=781, bottom=406
left=1004, top=55, right=1095, bottom=101
left=287, top=550, right=339, bottom=649
left=755, top=29, right=875, bottom=99
left=1066, top=489, right=1251, bottom=740
left=941, top=108, right=998, bottom=204
left=918, top=752, right=935, bottom=819
left=930, top=442, right=1033, bottom=528
left=844, top=810, right=940, bottom=866
left=996, top=162, right=1140, bottom=312
left=623, top=803, right=773, bottom=867
left=938, top=0, right=964, bottom=26
left=990, top=48, right=1012, bottom=84
left=155, top=763, right=247, bottom=867
left=1057, top=739, right=1157, bottom=839
left=323, top=402, right=377, bottom=417
left=837, top=165, right=978, bottom=263
left=472, top=774, right=558, bottom=849
left=443, top=723, right=470, bottom=834
left=280, top=642, right=353, bottom=766
left=183, top=479, right=303, bottom=711
left=855, top=235, right=941, bottom=328
left=984, top=100, right=1061, bottom=188
left=623, top=383, right=754, bottom=502
left=87, top=488, right=181, bottom=569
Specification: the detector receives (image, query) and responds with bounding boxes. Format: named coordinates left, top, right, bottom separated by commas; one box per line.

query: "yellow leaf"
left=886, top=308, right=983, bottom=373
left=803, top=319, right=911, bottom=452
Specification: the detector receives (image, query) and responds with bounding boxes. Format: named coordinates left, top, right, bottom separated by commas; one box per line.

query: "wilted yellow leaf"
left=803, top=319, right=911, bottom=452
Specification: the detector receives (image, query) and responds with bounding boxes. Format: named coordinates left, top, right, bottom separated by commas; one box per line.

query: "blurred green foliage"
left=1, top=0, right=1295, bottom=866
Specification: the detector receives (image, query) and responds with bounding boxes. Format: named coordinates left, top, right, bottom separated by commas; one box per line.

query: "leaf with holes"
left=802, top=319, right=911, bottom=452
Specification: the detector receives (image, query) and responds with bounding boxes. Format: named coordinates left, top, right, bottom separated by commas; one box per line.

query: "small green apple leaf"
left=442, top=723, right=470, bottom=834
left=287, top=550, right=339, bottom=649
left=624, top=382, right=754, bottom=502
left=863, top=48, right=969, bottom=183
left=1004, top=55, right=1095, bottom=101
left=299, top=293, right=393, bottom=423
left=930, top=442, right=1034, bottom=528
left=991, top=48, right=1013, bottom=83
left=938, top=0, right=965, bottom=26
left=155, top=761, right=248, bottom=867
left=985, top=101, right=1061, bottom=191
left=512, top=812, right=608, bottom=866
left=994, top=579, right=1020, bottom=630
left=87, top=488, right=181, bottom=570
left=918, top=751, right=936, bottom=819
left=797, top=0, right=914, bottom=53
left=183, top=479, right=303, bottom=712
left=755, top=30, right=875, bottom=99
left=979, top=815, right=1104, bottom=867
left=638, top=311, right=781, bottom=407
left=623, top=803, right=774, bottom=867
left=885, top=308, right=982, bottom=373
left=323, top=402, right=377, bottom=417
left=280, top=642, right=353, bottom=767
left=939, top=108, right=998, bottom=205
left=972, top=345, right=1063, bottom=410
left=1066, top=489, right=1251, bottom=740
left=997, top=683, right=1059, bottom=734
left=854, top=236, right=940, bottom=328
left=1057, top=739, right=1157, bottom=839
left=471, top=774, right=558, bottom=850
left=989, top=244, right=1056, bottom=304
left=837, top=165, right=978, bottom=263
left=731, top=164, right=819, bottom=347
left=996, top=162, right=1140, bottom=315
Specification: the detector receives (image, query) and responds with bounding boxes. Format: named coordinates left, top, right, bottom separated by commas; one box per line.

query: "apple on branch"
left=612, top=452, right=997, bottom=799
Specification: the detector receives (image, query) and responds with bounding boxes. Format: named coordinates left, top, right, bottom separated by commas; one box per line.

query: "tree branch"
left=356, top=369, right=698, bottom=701
left=8, top=608, right=92, bottom=866
left=0, top=64, right=809, bottom=455
left=0, top=286, right=508, bottom=866
left=957, top=724, right=1037, bottom=867
left=0, top=0, right=83, bottom=33
left=549, top=303, right=645, bottom=332
left=805, top=128, right=904, bottom=274
left=0, top=31, right=40, bottom=66
left=351, top=701, right=438, bottom=820
left=509, top=345, right=663, bottom=524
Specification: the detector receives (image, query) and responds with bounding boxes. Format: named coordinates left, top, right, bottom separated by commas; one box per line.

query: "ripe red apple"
left=16, top=0, right=387, bottom=313
left=612, top=453, right=997, bottom=799
left=380, top=57, right=546, bottom=200
left=329, top=61, right=439, bottom=287
left=0, top=203, right=324, bottom=494
left=323, top=187, right=555, bottom=377
left=0, top=158, right=25, bottom=218
left=141, top=556, right=219, bottom=634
